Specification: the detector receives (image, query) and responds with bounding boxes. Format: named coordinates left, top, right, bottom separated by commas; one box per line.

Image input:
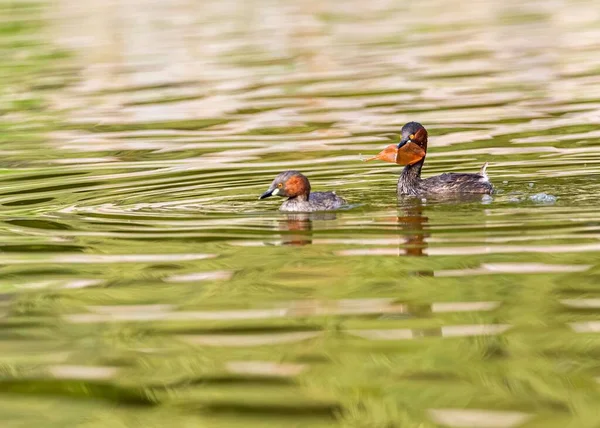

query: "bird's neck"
left=289, top=193, right=309, bottom=202
left=398, top=157, right=425, bottom=195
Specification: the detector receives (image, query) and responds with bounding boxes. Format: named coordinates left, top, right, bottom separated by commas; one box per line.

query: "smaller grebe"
left=259, top=170, right=347, bottom=212
left=367, top=122, right=493, bottom=196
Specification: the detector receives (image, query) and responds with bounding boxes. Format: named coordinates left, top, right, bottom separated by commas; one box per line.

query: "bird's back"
left=280, top=191, right=347, bottom=212
left=420, top=172, right=493, bottom=195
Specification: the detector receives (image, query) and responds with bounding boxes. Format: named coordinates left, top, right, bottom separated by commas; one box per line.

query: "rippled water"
left=3, top=0, right=600, bottom=426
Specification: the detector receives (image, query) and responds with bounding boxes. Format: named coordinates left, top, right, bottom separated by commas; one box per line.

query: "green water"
left=2, top=0, right=600, bottom=426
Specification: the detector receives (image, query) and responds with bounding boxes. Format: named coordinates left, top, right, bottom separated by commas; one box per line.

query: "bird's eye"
left=277, top=183, right=283, bottom=188
left=409, top=134, right=415, bottom=140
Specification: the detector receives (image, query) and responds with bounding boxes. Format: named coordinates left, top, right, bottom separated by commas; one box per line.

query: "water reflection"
left=278, top=212, right=337, bottom=246
left=348, top=324, right=511, bottom=340
left=397, top=199, right=429, bottom=258
left=2, top=0, right=600, bottom=425
left=428, top=409, right=533, bottom=428
left=394, top=199, right=437, bottom=278
left=397, top=194, right=490, bottom=261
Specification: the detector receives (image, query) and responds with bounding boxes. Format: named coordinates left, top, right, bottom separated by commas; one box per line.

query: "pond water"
left=2, top=0, right=600, bottom=426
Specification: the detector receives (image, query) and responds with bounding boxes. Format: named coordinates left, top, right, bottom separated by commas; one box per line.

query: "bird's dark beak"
left=397, top=138, right=409, bottom=149
left=259, top=188, right=274, bottom=200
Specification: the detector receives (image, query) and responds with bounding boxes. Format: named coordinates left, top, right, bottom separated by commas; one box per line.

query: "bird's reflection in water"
left=278, top=212, right=337, bottom=246
left=397, top=199, right=433, bottom=276
left=397, top=200, right=429, bottom=257
left=397, top=194, right=489, bottom=276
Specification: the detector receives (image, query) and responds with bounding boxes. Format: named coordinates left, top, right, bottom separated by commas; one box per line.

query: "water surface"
left=2, top=0, right=600, bottom=426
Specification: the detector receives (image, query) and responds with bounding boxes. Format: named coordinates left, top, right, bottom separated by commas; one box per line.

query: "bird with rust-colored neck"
left=367, top=121, right=493, bottom=196
left=259, top=171, right=347, bottom=212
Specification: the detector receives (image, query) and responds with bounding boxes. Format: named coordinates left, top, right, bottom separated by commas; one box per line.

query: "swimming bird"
left=368, top=122, right=493, bottom=196
left=259, top=170, right=347, bottom=212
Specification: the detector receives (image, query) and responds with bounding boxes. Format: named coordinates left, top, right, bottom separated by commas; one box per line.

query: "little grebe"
left=368, top=122, right=493, bottom=196
left=259, top=170, right=347, bottom=212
